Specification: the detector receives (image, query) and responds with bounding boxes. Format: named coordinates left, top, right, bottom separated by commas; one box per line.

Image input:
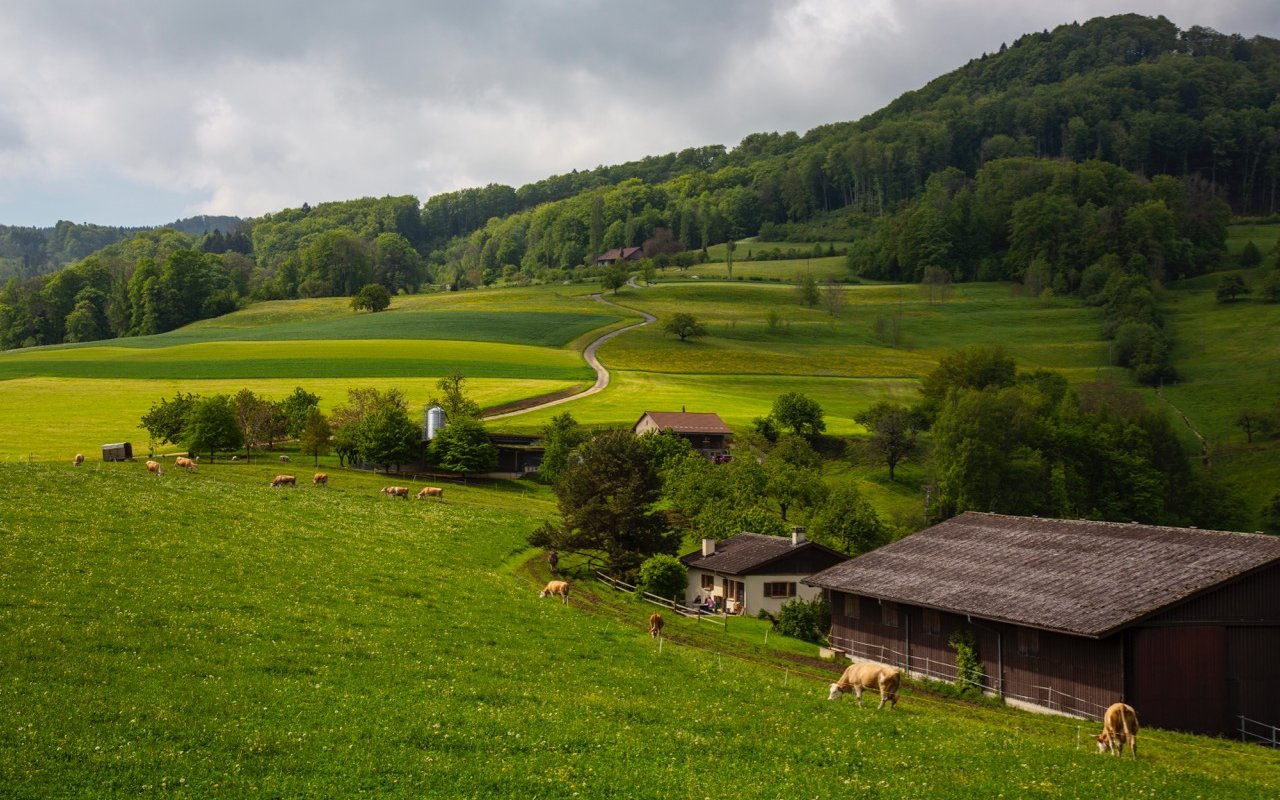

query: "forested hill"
left=0, top=215, right=243, bottom=282
left=3, top=13, right=1279, bottom=351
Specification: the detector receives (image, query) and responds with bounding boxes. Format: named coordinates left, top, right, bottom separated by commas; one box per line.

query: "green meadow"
left=1, top=464, right=1274, bottom=797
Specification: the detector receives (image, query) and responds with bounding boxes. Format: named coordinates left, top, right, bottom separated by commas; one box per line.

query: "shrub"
left=949, top=631, right=985, bottom=695
left=776, top=596, right=830, bottom=644
left=635, top=555, right=687, bottom=602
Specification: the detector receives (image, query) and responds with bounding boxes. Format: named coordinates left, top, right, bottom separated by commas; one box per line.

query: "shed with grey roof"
left=804, top=511, right=1280, bottom=738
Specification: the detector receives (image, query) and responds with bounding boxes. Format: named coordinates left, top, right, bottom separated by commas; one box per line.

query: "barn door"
left=1128, top=626, right=1227, bottom=736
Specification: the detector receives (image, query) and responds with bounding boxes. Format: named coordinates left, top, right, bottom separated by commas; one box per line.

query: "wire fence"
left=1239, top=715, right=1280, bottom=748
left=829, top=632, right=1111, bottom=721
left=520, top=567, right=1280, bottom=761
left=595, top=572, right=726, bottom=626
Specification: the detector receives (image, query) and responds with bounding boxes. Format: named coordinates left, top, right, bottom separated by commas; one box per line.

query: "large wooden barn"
left=804, top=512, right=1280, bottom=739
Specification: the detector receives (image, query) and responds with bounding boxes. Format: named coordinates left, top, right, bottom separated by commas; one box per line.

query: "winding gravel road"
left=483, top=293, right=655, bottom=421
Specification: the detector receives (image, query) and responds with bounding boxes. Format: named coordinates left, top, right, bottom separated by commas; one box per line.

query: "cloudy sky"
left=0, top=1, right=1277, bottom=228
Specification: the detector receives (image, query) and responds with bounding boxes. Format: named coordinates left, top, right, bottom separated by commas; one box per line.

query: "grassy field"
left=1160, top=265, right=1280, bottom=516
left=1, top=464, right=1275, bottom=797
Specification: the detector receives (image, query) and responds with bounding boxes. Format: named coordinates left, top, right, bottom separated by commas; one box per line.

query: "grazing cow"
left=73, top=453, right=84, bottom=467
left=648, top=612, right=665, bottom=639
left=271, top=474, right=297, bottom=488
left=1096, top=702, right=1139, bottom=758
left=417, top=486, right=444, bottom=500
left=381, top=486, right=409, bottom=499
left=828, top=662, right=901, bottom=710
left=175, top=456, right=197, bottom=471
left=146, top=460, right=164, bottom=476
left=279, top=455, right=291, bottom=463
left=539, top=580, right=570, bottom=604
left=313, top=472, right=328, bottom=486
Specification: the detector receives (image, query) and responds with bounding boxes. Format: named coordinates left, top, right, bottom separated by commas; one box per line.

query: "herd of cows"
left=71, top=451, right=1138, bottom=759
left=536, top=576, right=1141, bottom=759
left=71, top=451, right=446, bottom=501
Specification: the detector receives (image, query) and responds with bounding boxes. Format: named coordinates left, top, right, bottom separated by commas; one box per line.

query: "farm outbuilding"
left=804, top=512, right=1280, bottom=739
left=101, top=442, right=133, bottom=462
left=681, top=528, right=847, bottom=616
left=633, top=411, right=732, bottom=460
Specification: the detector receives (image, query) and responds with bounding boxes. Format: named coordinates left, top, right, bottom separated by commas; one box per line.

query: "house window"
left=881, top=601, right=899, bottom=628
left=701, top=573, right=715, bottom=591
left=763, top=582, right=796, bottom=599
left=1017, top=626, right=1040, bottom=657
left=923, top=609, right=941, bottom=637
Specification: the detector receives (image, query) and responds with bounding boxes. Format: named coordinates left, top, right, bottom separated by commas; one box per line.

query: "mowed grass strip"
left=0, top=339, right=594, bottom=381
left=0, top=464, right=1274, bottom=797
left=34, top=309, right=619, bottom=351
left=0, top=376, right=585, bottom=461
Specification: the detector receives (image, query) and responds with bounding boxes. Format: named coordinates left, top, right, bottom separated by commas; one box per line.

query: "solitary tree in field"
left=1216, top=274, right=1248, bottom=303
left=1235, top=409, right=1273, bottom=444
left=351, top=283, right=391, bottom=312
left=771, top=391, right=826, bottom=439
left=663, top=312, right=706, bottom=342
left=855, top=401, right=922, bottom=481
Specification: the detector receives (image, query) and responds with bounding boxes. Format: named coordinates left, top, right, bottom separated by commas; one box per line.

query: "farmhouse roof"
left=681, top=532, right=845, bottom=575
left=635, top=411, right=732, bottom=435
left=804, top=512, right=1280, bottom=639
left=595, top=247, right=643, bottom=263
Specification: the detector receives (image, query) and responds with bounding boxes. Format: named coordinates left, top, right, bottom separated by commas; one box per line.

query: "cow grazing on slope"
left=175, top=456, right=197, bottom=471
left=271, top=474, right=297, bottom=488
left=417, top=486, right=444, bottom=500
left=648, top=612, right=665, bottom=639
left=381, top=486, right=409, bottom=499
left=73, top=453, right=84, bottom=467
left=539, top=580, right=570, bottom=604
left=828, top=662, right=901, bottom=709
left=313, top=472, right=328, bottom=486
left=1096, top=702, right=1138, bottom=758
left=146, top=460, right=164, bottom=476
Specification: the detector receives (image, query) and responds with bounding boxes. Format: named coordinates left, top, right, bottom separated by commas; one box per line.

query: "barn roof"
left=635, top=411, right=732, bottom=435
left=681, top=532, right=844, bottom=575
left=804, top=512, right=1280, bottom=639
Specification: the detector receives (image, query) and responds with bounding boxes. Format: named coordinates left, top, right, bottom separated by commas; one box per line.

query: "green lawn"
left=1, top=464, right=1273, bottom=797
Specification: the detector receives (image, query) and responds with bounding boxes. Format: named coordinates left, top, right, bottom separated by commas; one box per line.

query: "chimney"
left=791, top=526, right=806, bottom=546
left=701, top=538, right=716, bottom=557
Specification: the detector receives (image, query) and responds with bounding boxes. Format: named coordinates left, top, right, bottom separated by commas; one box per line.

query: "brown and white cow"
left=72, top=453, right=84, bottom=467
left=828, top=662, right=901, bottom=710
left=279, top=455, right=291, bottom=463
left=539, top=580, right=570, bottom=604
left=271, top=474, right=296, bottom=488
left=313, top=472, right=328, bottom=486
left=648, top=612, right=665, bottom=639
left=1096, top=702, right=1138, bottom=758
left=381, top=486, right=409, bottom=499
left=417, top=486, right=444, bottom=500
left=175, top=456, right=197, bottom=471
left=145, top=460, right=164, bottom=476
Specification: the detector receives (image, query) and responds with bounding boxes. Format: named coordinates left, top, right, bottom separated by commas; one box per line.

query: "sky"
left=0, top=1, right=1277, bottom=228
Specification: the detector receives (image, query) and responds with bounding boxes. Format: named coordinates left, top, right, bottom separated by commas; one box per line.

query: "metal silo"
left=424, top=406, right=446, bottom=440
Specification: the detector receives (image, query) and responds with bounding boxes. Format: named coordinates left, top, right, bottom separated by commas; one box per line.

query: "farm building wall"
left=829, top=592, right=1123, bottom=720
left=1128, top=562, right=1280, bottom=736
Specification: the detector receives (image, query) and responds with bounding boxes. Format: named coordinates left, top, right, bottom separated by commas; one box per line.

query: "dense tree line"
left=7, top=14, right=1280, bottom=351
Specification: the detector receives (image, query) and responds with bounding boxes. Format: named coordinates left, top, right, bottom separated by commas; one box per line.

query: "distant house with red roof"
left=594, top=247, right=643, bottom=266
left=633, top=411, right=732, bottom=459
